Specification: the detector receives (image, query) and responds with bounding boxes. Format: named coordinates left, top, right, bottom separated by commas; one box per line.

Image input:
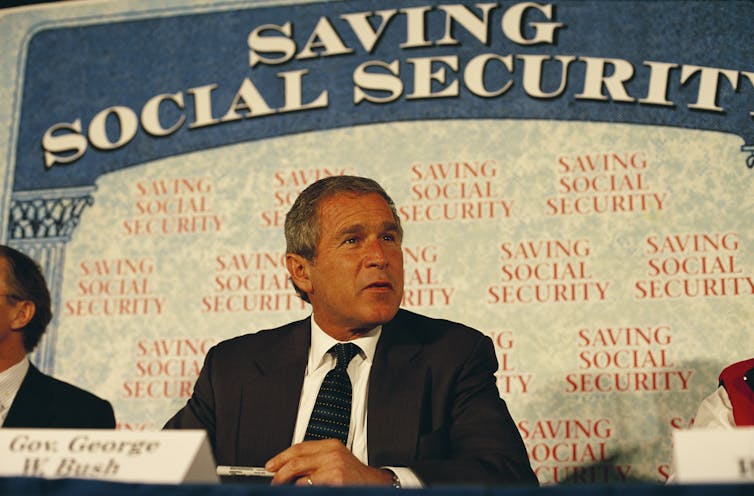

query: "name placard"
left=0, top=429, right=218, bottom=484
left=673, top=427, right=754, bottom=483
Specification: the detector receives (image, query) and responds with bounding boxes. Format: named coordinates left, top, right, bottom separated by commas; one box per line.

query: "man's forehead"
left=317, top=192, right=396, bottom=231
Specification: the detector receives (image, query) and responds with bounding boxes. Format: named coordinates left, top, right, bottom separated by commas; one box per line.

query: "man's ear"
left=286, top=253, right=313, bottom=295
left=9, top=300, right=35, bottom=331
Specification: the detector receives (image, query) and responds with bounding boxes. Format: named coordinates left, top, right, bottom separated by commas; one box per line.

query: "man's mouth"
left=365, top=281, right=392, bottom=290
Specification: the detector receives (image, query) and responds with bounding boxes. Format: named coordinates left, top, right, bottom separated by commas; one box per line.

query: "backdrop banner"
left=1, top=0, right=752, bottom=485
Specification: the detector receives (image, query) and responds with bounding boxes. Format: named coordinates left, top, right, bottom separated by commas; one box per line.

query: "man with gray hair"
left=0, top=245, right=115, bottom=428
left=166, top=176, right=536, bottom=487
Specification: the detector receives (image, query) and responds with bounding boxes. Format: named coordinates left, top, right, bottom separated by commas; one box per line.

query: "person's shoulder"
left=388, top=308, right=486, bottom=343
left=25, top=367, right=115, bottom=428
left=31, top=367, right=111, bottom=407
left=719, top=357, right=754, bottom=381
left=210, top=317, right=309, bottom=355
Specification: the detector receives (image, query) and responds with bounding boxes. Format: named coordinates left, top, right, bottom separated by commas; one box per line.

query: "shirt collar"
left=0, top=356, right=29, bottom=414
left=308, top=314, right=381, bottom=373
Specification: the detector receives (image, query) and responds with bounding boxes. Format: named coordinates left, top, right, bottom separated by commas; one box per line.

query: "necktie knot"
left=330, top=343, right=359, bottom=371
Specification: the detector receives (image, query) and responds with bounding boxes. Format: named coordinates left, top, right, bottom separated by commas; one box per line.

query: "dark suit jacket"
left=164, top=309, right=537, bottom=486
left=3, top=363, right=116, bottom=429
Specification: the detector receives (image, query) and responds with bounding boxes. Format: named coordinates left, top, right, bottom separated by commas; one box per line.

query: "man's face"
left=295, top=192, right=404, bottom=338
left=0, top=259, right=25, bottom=346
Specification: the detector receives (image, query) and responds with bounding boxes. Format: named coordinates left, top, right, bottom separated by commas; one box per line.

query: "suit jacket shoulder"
left=382, top=308, right=488, bottom=351
left=163, top=317, right=311, bottom=463
left=4, top=365, right=116, bottom=428
left=210, top=317, right=310, bottom=363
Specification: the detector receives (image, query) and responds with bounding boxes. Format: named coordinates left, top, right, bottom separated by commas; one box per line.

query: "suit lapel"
left=235, top=319, right=310, bottom=464
left=367, top=314, right=425, bottom=466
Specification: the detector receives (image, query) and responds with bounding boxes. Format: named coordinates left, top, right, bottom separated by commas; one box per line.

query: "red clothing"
left=718, top=358, right=754, bottom=426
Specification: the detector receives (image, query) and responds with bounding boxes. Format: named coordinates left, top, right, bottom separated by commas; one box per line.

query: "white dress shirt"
left=291, top=315, right=422, bottom=487
left=0, top=356, right=29, bottom=426
left=691, top=386, right=735, bottom=429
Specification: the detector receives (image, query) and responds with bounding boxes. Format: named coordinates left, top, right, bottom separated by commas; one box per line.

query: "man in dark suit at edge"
left=164, top=176, right=537, bottom=487
left=0, top=245, right=115, bottom=429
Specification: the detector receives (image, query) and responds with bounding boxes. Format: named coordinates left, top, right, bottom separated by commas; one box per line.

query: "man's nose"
left=365, top=238, right=387, bottom=267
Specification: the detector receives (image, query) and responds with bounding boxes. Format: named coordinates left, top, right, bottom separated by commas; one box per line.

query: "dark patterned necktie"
left=304, top=343, right=360, bottom=445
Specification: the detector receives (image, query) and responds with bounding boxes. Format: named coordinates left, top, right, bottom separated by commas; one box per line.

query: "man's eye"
left=344, top=237, right=357, bottom=244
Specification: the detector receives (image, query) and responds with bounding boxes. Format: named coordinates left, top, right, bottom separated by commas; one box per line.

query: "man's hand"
left=265, top=439, right=394, bottom=486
